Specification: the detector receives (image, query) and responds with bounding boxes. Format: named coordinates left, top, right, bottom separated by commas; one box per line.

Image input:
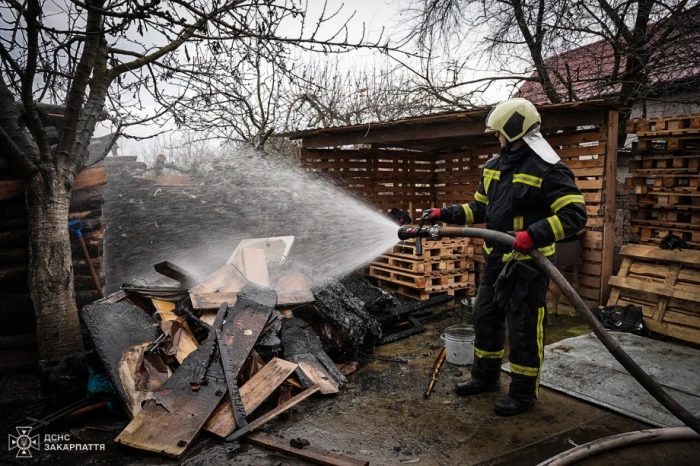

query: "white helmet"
left=485, top=98, right=541, bottom=143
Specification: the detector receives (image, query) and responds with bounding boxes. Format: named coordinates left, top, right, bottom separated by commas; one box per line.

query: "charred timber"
left=379, top=316, right=426, bottom=345
left=191, top=302, right=229, bottom=386
left=154, top=261, right=196, bottom=288
left=298, top=280, right=381, bottom=359
left=280, top=317, right=347, bottom=389
left=173, top=297, right=211, bottom=342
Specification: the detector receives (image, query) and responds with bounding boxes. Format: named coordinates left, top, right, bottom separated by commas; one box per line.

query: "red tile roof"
left=517, top=14, right=700, bottom=104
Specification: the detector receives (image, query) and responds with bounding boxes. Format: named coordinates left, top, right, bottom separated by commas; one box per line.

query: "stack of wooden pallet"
left=370, top=237, right=475, bottom=300
left=626, top=114, right=700, bottom=247
left=607, top=244, right=700, bottom=345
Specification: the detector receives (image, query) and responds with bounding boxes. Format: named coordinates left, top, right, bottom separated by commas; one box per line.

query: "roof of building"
left=279, top=100, right=622, bottom=151
left=518, top=13, right=700, bottom=104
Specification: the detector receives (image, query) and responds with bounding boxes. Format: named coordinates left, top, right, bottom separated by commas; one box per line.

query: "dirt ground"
left=2, top=310, right=700, bottom=465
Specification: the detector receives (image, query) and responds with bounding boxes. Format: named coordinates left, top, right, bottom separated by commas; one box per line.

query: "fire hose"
left=398, top=217, right=700, bottom=439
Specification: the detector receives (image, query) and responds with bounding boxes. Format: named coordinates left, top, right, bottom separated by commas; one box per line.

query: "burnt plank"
left=226, top=384, right=320, bottom=442
left=246, top=432, right=369, bottom=466
left=115, top=284, right=277, bottom=457
left=81, top=301, right=159, bottom=408
left=153, top=260, right=196, bottom=287
left=276, top=271, right=315, bottom=305
left=281, top=317, right=347, bottom=390
left=215, top=284, right=277, bottom=435
left=114, top=344, right=227, bottom=457
left=297, top=360, right=340, bottom=395
left=217, top=329, right=248, bottom=429
left=191, top=301, right=229, bottom=386
left=379, top=316, right=426, bottom=345
left=204, top=357, right=298, bottom=437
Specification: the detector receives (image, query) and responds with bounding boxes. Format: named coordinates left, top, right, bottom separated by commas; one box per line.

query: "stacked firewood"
left=0, top=167, right=106, bottom=369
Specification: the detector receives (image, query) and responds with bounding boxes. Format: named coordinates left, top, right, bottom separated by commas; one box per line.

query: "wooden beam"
left=246, top=432, right=369, bottom=466
left=204, top=358, right=298, bottom=437
left=600, top=110, right=619, bottom=304
left=153, top=261, right=196, bottom=288
left=225, top=384, right=320, bottom=442
left=300, top=112, right=605, bottom=149
left=619, top=243, right=700, bottom=265
left=0, top=166, right=107, bottom=201
left=655, top=263, right=682, bottom=324
left=608, top=276, right=700, bottom=303
left=603, top=111, right=619, bottom=225
left=302, top=121, right=487, bottom=148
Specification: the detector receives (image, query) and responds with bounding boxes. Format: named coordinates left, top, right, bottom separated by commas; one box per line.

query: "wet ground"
left=2, top=309, right=699, bottom=465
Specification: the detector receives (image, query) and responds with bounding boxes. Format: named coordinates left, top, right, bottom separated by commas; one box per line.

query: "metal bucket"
left=441, top=325, right=475, bottom=366
left=460, top=297, right=475, bottom=324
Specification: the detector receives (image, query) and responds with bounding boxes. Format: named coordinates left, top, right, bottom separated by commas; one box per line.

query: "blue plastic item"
left=68, top=219, right=83, bottom=237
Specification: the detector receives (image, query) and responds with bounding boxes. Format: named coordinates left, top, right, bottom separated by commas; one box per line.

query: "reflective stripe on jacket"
left=440, top=144, right=587, bottom=263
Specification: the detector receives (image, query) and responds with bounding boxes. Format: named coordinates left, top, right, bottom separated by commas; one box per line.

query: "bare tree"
left=0, top=0, right=390, bottom=359
left=180, top=50, right=286, bottom=147
left=282, top=58, right=444, bottom=130
left=402, top=0, right=700, bottom=108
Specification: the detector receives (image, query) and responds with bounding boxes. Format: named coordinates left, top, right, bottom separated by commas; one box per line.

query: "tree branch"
left=20, top=0, right=52, bottom=162
left=55, top=0, right=106, bottom=169
left=0, top=76, right=39, bottom=177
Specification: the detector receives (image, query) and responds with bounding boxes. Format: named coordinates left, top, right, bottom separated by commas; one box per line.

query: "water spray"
left=397, top=214, right=700, bottom=435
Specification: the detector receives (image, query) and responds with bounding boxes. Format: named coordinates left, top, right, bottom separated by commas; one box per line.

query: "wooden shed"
left=282, top=101, right=622, bottom=309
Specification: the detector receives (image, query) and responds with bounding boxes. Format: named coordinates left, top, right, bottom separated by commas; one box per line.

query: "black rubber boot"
left=455, top=378, right=500, bottom=396
left=494, top=395, right=535, bottom=416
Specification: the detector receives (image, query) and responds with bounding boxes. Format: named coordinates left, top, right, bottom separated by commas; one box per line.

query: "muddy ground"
left=1, top=310, right=699, bottom=465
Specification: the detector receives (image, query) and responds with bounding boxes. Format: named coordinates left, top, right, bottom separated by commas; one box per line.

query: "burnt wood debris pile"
left=67, top=236, right=451, bottom=462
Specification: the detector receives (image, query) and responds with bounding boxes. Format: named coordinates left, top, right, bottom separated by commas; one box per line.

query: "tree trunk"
left=25, top=172, right=84, bottom=359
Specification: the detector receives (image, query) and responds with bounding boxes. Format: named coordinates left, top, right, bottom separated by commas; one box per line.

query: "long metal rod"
left=435, top=226, right=700, bottom=434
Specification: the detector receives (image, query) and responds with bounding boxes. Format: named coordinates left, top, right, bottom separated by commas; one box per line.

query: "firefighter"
left=425, top=98, right=587, bottom=416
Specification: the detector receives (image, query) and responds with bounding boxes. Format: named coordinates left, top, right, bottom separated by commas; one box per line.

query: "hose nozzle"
left=398, top=226, right=419, bottom=240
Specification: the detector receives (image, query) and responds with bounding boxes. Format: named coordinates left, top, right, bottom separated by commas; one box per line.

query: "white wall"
left=630, top=91, right=700, bottom=119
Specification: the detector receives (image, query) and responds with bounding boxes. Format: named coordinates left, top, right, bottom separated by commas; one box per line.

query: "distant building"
left=517, top=19, right=700, bottom=119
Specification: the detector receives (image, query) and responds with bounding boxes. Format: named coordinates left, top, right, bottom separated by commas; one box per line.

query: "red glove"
left=513, top=231, right=535, bottom=253
left=425, top=208, right=441, bottom=221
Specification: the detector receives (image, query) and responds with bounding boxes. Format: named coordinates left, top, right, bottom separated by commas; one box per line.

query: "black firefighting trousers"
left=470, top=263, right=549, bottom=402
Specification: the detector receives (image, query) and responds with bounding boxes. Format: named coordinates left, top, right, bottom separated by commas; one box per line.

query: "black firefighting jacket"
left=440, top=144, right=587, bottom=266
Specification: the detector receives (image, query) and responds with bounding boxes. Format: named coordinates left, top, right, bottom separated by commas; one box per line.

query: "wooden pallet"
left=375, top=278, right=475, bottom=301
left=388, top=240, right=473, bottom=259
left=630, top=203, right=700, bottom=213
left=634, top=236, right=700, bottom=249
left=628, top=176, right=700, bottom=191
left=630, top=155, right=700, bottom=172
left=632, top=192, right=700, bottom=207
left=369, top=265, right=472, bottom=291
left=630, top=224, right=700, bottom=243
left=371, top=255, right=474, bottom=274
left=630, top=209, right=700, bottom=225
left=607, top=244, right=700, bottom=345
left=626, top=114, right=700, bottom=135
left=636, top=138, right=700, bottom=151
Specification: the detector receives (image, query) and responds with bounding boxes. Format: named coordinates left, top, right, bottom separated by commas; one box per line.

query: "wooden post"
left=430, top=151, right=438, bottom=214
left=600, top=110, right=619, bottom=304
